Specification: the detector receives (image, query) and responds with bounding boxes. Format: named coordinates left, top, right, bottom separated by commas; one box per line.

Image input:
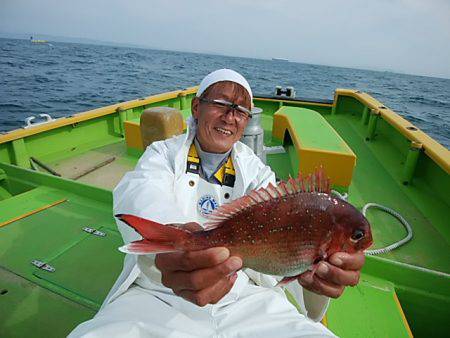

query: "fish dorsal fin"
left=204, top=168, right=331, bottom=228
left=289, top=168, right=331, bottom=194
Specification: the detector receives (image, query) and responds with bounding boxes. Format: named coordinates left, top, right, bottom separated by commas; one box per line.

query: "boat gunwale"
left=333, top=89, right=449, bottom=174
left=0, top=87, right=448, bottom=175
left=0, top=87, right=198, bottom=143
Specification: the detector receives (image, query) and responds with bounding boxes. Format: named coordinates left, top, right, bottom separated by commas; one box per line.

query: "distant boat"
left=30, top=36, right=49, bottom=44
left=272, top=58, right=289, bottom=62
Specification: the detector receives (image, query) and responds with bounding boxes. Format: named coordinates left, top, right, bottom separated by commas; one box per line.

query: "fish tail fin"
left=116, top=214, right=192, bottom=254
left=119, top=239, right=178, bottom=254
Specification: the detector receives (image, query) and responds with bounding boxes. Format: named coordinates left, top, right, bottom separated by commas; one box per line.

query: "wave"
left=70, top=59, right=96, bottom=65
left=0, top=38, right=448, bottom=147
left=0, top=103, right=23, bottom=109
left=408, top=96, right=450, bottom=108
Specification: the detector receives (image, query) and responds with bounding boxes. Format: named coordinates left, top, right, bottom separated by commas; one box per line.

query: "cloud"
left=1, top=0, right=449, bottom=77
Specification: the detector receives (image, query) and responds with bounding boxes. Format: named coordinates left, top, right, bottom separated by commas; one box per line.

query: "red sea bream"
left=117, top=172, right=373, bottom=278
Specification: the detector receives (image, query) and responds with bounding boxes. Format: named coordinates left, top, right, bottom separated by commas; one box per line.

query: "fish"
left=116, top=170, right=373, bottom=282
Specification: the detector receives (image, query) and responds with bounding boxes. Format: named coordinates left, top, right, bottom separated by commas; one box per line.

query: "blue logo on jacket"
left=197, top=195, right=218, bottom=216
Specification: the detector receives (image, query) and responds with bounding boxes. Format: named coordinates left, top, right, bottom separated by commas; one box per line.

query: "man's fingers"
left=167, top=256, right=242, bottom=291
left=209, top=273, right=239, bottom=304
left=315, top=262, right=360, bottom=286
left=298, top=272, right=345, bottom=298
left=175, top=273, right=238, bottom=307
left=328, top=251, right=365, bottom=271
left=297, top=252, right=365, bottom=299
left=155, top=247, right=230, bottom=272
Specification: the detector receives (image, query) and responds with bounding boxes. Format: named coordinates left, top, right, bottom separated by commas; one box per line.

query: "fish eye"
left=351, top=229, right=365, bottom=242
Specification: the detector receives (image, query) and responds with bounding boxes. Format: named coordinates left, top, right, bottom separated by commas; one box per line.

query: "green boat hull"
left=0, top=88, right=448, bottom=337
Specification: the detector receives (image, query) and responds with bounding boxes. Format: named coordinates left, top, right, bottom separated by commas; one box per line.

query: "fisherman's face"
left=192, top=81, right=252, bottom=153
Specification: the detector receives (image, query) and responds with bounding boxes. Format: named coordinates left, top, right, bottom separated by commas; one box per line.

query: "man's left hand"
left=297, top=251, right=365, bottom=298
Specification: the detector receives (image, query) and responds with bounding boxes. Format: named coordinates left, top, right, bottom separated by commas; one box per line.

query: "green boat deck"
left=0, top=89, right=449, bottom=337
left=31, top=110, right=448, bottom=274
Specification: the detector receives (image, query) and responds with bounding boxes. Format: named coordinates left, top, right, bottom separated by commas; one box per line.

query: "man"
left=69, top=69, right=364, bottom=337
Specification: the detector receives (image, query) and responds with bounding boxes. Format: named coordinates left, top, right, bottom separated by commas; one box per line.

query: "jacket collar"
left=174, top=117, right=248, bottom=196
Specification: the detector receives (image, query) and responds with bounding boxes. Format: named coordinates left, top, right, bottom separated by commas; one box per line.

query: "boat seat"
left=140, top=107, right=184, bottom=148
left=272, top=106, right=356, bottom=188
left=123, top=107, right=185, bottom=152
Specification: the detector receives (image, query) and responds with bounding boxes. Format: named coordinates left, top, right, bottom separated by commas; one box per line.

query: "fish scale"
left=118, top=170, right=373, bottom=279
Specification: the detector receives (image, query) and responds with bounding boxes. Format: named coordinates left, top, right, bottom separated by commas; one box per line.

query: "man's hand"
left=298, top=251, right=365, bottom=298
left=155, top=247, right=242, bottom=307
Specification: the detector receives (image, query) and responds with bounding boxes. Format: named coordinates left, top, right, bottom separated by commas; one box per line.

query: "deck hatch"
left=32, top=226, right=124, bottom=308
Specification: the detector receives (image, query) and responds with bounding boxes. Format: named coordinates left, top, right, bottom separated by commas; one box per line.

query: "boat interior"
left=0, top=88, right=448, bottom=337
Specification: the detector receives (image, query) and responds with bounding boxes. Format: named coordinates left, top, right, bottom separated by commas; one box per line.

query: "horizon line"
left=1, top=32, right=449, bottom=81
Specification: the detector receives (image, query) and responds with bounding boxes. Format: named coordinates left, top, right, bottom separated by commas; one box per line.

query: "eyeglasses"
left=199, top=98, right=252, bottom=121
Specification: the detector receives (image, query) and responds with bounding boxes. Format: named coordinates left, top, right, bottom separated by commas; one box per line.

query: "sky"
left=1, top=0, right=450, bottom=78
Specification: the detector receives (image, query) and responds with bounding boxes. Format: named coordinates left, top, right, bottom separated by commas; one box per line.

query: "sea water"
left=1, top=38, right=449, bottom=148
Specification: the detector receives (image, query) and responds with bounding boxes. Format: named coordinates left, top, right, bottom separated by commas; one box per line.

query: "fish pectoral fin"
left=276, top=265, right=319, bottom=287
left=118, top=239, right=179, bottom=255
left=275, top=276, right=299, bottom=287
left=172, top=222, right=203, bottom=232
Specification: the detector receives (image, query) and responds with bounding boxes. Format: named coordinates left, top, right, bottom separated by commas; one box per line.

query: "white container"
left=241, top=107, right=265, bottom=163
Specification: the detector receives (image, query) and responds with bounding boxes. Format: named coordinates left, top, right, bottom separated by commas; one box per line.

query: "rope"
left=331, top=190, right=348, bottom=201
left=331, top=191, right=413, bottom=256
left=362, top=203, right=413, bottom=255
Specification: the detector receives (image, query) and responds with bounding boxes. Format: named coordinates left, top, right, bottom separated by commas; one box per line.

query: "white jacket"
left=103, top=118, right=329, bottom=322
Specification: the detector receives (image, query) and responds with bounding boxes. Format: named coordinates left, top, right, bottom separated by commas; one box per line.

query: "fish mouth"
left=359, top=228, right=374, bottom=251
left=362, top=237, right=374, bottom=251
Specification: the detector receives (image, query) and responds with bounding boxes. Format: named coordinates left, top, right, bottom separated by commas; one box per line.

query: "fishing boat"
left=271, top=57, right=289, bottom=62
left=0, top=87, right=448, bottom=337
left=30, top=36, right=49, bottom=44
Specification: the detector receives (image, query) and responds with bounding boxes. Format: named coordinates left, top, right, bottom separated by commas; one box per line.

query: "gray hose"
left=362, top=203, right=413, bottom=255
left=331, top=190, right=348, bottom=201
